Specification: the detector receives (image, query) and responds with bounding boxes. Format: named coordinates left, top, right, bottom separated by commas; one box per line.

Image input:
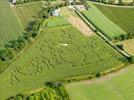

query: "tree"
left=23, top=33, right=32, bottom=42
left=0, top=49, right=11, bottom=61
left=32, top=32, right=38, bottom=38
left=116, top=44, right=124, bottom=50
left=129, top=56, right=134, bottom=63
left=95, top=72, right=101, bottom=77
left=119, top=0, right=123, bottom=5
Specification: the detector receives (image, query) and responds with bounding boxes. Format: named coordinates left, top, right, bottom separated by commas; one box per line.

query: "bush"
left=95, top=72, right=101, bottom=77
left=116, top=44, right=124, bottom=50
left=129, top=56, right=134, bottom=63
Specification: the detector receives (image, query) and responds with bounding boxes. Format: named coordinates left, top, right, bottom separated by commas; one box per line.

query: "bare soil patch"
left=60, top=7, right=94, bottom=37
left=68, top=15, right=94, bottom=37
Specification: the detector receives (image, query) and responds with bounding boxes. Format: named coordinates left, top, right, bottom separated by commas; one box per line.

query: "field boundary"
left=65, top=64, right=134, bottom=88
left=60, top=63, right=128, bottom=83
left=74, top=6, right=131, bottom=59
left=92, top=1, right=134, bottom=8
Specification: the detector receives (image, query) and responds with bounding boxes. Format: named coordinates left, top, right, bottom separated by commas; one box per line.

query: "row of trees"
left=0, top=19, right=40, bottom=62
left=7, top=82, right=70, bottom=100
left=14, top=0, right=52, bottom=4
left=113, top=32, right=134, bottom=41
left=90, top=0, right=134, bottom=5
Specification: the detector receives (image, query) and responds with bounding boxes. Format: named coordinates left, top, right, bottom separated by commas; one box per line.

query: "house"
left=69, top=0, right=74, bottom=4
left=12, top=0, right=16, bottom=4
left=52, top=8, right=60, bottom=17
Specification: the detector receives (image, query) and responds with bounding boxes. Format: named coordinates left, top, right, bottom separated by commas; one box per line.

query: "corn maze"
left=0, top=26, right=127, bottom=99
left=8, top=26, right=126, bottom=84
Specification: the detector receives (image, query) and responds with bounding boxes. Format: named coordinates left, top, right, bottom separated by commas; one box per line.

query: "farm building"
left=52, top=8, right=60, bottom=17
left=12, top=0, right=16, bottom=4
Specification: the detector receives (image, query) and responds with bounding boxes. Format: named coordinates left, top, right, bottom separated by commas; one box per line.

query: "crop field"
left=116, top=39, right=134, bottom=55
left=94, top=3, right=134, bottom=34
left=12, top=2, right=44, bottom=28
left=66, top=64, right=134, bottom=100
left=41, top=17, right=70, bottom=28
left=82, top=1, right=127, bottom=40
left=0, top=0, right=23, bottom=49
left=0, top=25, right=127, bottom=99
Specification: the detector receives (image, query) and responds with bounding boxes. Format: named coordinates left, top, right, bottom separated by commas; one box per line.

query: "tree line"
left=12, top=0, right=56, bottom=4
left=7, top=82, right=70, bottom=100
left=89, top=0, right=134, bottom=6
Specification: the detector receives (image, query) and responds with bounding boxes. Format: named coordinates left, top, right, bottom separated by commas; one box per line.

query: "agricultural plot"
left=82, top=1, right=127, bottom=40
left=0, top=0, right=23, bottom=49
left=0, top=26, right=127, bottom=99
left=12, top=2, right=44, bottom=28
left=60, top=7, right=94, bottom=37
left=116, top=39, right=134, bottom=55
left=94, top=3, right=134, bottom=34
left=66, top=64, right=134, bottom=100
left=41, top=17, right=70, bottom=28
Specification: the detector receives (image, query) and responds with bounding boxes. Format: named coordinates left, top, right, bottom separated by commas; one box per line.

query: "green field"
left=82, top=1, right=127, bottom=40
left=0, top=0, right=23, bottom=49
left=0, top=25, right=127, bottom=99
left=41, top=17, right=70, bottom=28
left=116, top=39, right=134, bottom=55
left=12, top=2, right=43, bottom=28
left=94, top=3, right=134, bottom=34
left=66, top=64, right=134, bottom=100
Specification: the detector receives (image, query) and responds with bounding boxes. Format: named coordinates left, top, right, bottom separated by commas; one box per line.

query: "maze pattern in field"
left=0, top=26, right=126, bottom=99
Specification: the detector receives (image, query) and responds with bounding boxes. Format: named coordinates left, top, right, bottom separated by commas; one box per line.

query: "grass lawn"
left=0, top=0, right=23, bottom=49
left=0, top=24, right=127, bottom=99
left=82, top=1, right=127, bottom=40
left=116, top=39, right=134, bottom=55
left=66, top=64, right=134, bottom=100
left=12, top=1, right=44, bottom=28
left=94, top=3, right=134, bottom=34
